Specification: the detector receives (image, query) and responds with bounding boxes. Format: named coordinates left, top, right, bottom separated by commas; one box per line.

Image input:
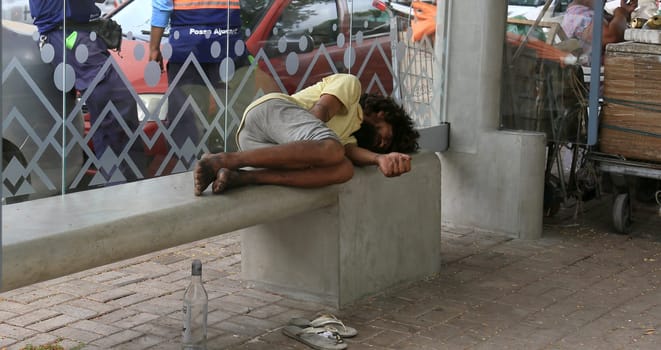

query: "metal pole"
left=1, top=118, right=2, bottom=291
left=587, top=0, right=604, bottom=145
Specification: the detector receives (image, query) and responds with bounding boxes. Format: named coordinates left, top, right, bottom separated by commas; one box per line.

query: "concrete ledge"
left=241, top=150, right=443, bottom=308
left=2, top=150, right=442, bottom=308
left=1, top=172, right=337, bottom=291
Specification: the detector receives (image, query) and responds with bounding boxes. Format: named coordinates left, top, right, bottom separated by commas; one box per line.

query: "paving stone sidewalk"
left=1, top=197, right=660, bottom=350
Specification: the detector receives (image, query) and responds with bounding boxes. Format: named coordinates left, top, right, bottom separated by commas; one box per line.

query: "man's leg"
left=194, top=138, right=350, bottom=195
left=167, top=62, right=202, bottom=152
left=211, top=157, right=354, bottom=193
left=85, top=64, right=146, bottom=181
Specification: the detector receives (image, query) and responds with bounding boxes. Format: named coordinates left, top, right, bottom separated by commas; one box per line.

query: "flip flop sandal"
left=289, top=313, right=358, bottom=338
left=282, top=325, right=347, bottom=350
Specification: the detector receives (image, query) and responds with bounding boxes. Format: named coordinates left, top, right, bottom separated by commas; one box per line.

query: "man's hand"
left=613, top=0, right=638, bottom=22
left=605, top=0, right=638, bottom=44
left=344, top=144, right=412, bottom=177
left=149, top=48, right=164, bottom=72
left=376, top=152, right=411, bottom=177
left=149, top=26, right=166, bottom=72
left=619, top=0, right=638, bottom=15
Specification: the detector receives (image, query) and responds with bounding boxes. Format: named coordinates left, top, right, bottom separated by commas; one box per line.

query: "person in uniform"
left=29, top=0, right=145, bottom=183
left=149, top=0, right=245, bottom=163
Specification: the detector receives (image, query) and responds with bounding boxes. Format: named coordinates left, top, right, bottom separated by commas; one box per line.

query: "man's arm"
left=307, top=83, right=411, bottom=177
left=602, top=0, right=638, bottom=46
left=344, top=143, right=411, bottom=177
left=309, top=94, right=344, bottom=122
left=149, top=0, right=173, bottom=71
left=149, top=27, right=166, bottom=70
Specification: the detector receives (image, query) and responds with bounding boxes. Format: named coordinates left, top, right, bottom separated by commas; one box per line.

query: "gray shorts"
left=237, top=99, right=340, bottom=151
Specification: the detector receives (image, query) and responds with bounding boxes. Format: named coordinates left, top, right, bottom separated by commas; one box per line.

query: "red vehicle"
left=104, top=0, right=393, bottom=176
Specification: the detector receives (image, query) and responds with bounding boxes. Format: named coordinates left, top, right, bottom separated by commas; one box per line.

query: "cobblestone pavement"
left=1, top=197, right=660, bottom=350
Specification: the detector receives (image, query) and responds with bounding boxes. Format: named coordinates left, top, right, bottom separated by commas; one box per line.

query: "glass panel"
left=348, top=0, right=393, bottom=96
left=3, top=0, right=75, bottom=204
left=2, top=0, right=448, bottom=205
left=500, top=0, right=628, bottom=217
left=60, top=4, right=145, bottom=187
left=349, top=0, right=389, bottom=37
left=501, top=0, right=589, bottom=145
left=352, top=1, right=446, bottom=127
left=252, top=0, right=343, bottom=93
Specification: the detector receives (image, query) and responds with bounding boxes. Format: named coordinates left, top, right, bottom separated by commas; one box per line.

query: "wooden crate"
left=601, top=42, right=661, bottom=163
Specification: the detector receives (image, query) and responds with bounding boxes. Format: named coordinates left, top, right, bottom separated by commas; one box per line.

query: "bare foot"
left=212, top=168, right=244, bottom=194
left=193, top=153, right=225, bottom=196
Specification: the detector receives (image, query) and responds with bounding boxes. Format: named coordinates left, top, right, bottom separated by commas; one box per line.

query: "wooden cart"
left=595, top=41, right=661, bottom=233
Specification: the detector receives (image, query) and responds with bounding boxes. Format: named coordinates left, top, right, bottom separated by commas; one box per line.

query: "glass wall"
left=501, top=0, right=587, bottom=144
left=501, top=0, right=592, bottom=217
left=2, top=0, right=444, bottom=205
left=501, top=0, right=661, bottom=219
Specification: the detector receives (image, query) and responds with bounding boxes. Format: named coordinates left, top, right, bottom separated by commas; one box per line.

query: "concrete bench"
left=1, top=150, right=442, bottom=308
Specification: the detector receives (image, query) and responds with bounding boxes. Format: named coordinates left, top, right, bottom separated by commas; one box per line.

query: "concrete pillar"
left=439, top=0, right=546, bottom=238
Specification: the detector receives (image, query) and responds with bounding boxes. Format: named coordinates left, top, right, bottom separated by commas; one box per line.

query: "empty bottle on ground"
left=182, top=259, right=208, bottom=350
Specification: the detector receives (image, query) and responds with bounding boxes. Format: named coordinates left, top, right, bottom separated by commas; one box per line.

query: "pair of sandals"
left=282, top=313, right=358, bottom=350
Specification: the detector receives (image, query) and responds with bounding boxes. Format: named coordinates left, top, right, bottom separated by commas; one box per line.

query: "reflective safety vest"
left=168, top=0, right=242, bottom=63
left=173, top=0, right=241, bottom=10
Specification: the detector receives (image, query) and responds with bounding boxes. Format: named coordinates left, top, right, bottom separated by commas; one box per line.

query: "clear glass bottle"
left=182, top=259, right=208, bottom=350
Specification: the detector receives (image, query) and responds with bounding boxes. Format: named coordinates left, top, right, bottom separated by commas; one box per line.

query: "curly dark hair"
left=354, top=93, right=420, bottom=153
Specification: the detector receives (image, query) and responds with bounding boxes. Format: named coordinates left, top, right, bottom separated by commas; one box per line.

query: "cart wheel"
left=612, top=193, right=632, bottom=234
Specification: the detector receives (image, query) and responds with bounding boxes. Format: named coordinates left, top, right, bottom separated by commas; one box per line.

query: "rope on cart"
left=600, top=97, right=661, bottom=138
left=602, top=97, right=661, bottom=114
left=601, top=123, right=661, bottom=139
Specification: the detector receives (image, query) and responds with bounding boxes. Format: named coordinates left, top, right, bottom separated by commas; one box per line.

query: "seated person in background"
left=193, top=73, right=420, bottom=195
left=561, top=0, right=638, bottom=65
